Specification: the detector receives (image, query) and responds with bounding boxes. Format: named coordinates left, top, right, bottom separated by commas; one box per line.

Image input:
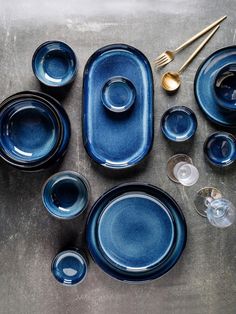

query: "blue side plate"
left=204, top=132, right=236, bottom=167
left=194, top=46, right=236, bottom=127
left=161, top=106, right=197, bottom=142
left=83, top=44, right=154, bottom=169
left=86, top=183, right=187, bottom=282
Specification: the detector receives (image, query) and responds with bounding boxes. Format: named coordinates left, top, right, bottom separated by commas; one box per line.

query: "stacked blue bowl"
left=0, top=91, right=71, bottom=171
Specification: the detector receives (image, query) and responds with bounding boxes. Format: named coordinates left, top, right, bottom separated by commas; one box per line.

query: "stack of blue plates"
left=86, top=183, right=187, bottom=282
left=0, top=91, right=71, bottom=171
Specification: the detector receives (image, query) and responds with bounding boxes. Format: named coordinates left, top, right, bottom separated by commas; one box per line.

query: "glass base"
left=194, top=187, right=222, bottom=217
left=167, top=154, right=193, bottom=183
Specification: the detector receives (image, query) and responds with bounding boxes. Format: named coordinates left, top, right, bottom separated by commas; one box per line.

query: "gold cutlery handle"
left=174, top=15, right=226, bottom=53
left=178, top=25, right=220, bottom=74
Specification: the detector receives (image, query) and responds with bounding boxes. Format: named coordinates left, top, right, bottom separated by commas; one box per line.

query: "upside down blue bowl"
left=32, top=41, right=77, bottom=87
left=0, top=91, right=71, bottom=171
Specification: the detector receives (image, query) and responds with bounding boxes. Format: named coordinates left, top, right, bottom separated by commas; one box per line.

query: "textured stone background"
left=0, top=0, right=235, bottom=313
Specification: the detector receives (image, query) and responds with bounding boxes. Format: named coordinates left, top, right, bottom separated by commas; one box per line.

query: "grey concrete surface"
left=0, top=0, right=236, bottom=313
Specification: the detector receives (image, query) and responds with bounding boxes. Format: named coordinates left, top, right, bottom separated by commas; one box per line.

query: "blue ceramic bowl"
left=42, top=171, right=90, bottom=219
left=32, top=41, right=77, bottom=87
left=101, top=76, right=136, bottom=113
left=214, top=64, right=236, bottom=111
left=204, top=132, right=236, bottom=167
left=0, top=91, right=71, bottom=171
left=161, top=106, right=197, bottom=142
left=51, top=250, right=88, bottom=286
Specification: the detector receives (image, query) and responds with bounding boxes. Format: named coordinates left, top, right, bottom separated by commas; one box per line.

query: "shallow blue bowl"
left=214, top=64, right=236, bottom=111
left=32, top=41, right=77, bottom=87
left=42, top=171, right=90, bottom=219
left=101, top=76, right=136, bottom=113
left=161, top=106, right=197, bottom=142
left=204, top=132, right=236, bottom=167
left=51, top=250, right=88, bottom=286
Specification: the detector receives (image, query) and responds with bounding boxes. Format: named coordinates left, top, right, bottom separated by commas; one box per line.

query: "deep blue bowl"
left=161, top=106, right=197, bottom=142
left=32, top=41, right=77, bottom=87
left=214, top=64, right=236, bottom=111
left=101, top=76, right=136, bottom=113
left=42, top=171, right=90, bottom=219
left=51, top=250, right=88, bottom=286
left=204, top=132, right=236, bottom=167
left=0, top=91, right=71, bottom=171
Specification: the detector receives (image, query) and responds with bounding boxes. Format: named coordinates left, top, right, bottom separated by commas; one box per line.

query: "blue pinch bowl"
left=0, top=100, right=61, bottom=164
left=101, top=76, right=136, bottom=113
left=51, top=250, right=88, bottom=286
left=214, top=64, right=236, bottom=111
left=42, top=171, right=90, bottom=219
left=32, top=41, right=77, bottom=87
left=161, top=106, right=197, bottom=142
left=204, top=132, right=236, bottom=167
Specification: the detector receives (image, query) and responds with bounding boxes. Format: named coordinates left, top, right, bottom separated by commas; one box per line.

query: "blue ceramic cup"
left=161, top=106, right=197, bottom=142
left=32, top=41, right=77, bottom=87
left=214, top=64, right=236, bottom=111
left=101, top=76, right=136, bottom=113
left=204, top=132, right=236, bottom=167
left=51, top=249, right=88, bottom=286
left=42, top=171, right=90, bottom=219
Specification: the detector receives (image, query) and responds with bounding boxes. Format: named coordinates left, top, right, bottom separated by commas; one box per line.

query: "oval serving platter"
left=83, top=44, right=154, bottom=169
left=86, top=183, right=187, bottom=282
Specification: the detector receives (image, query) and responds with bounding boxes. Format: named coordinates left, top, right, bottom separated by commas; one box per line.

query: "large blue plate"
left=86, top=183, right=187, bottom=282
left=83, top=44, right=154, bottom=169
left=194, top=46, right=236, bottom=127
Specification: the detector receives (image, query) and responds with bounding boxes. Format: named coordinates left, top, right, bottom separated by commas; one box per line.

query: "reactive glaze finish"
left=204, top=132, right=236, bottom=167
left=161, top=106, right=197, bottom=142
left=32, top=41, right=77, bottom=87
left=83, top=44, right=153, bottom=169
left=42, top=171, right=90, bottom=219
left=87, top=183, right=187, bottom=282
left=194, top=46, right=236, bottom=127
left=51, top=250, right=87, bottom=286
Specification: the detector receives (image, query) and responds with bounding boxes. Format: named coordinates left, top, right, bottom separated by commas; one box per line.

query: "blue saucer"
left=87, top=183, right=187, bottom=282
left=42, top=171, right=90, bottom=219
left=101, top=77, right=136, bottom=113
left=161, top=106, right=197, bottom=142
left=32, top=41, right=77, bottom=87
left=194, top=46, right=236, bottom=127
left=51, top=250, right=87, bottom=286
left=204, top=132, right=236, bottom=167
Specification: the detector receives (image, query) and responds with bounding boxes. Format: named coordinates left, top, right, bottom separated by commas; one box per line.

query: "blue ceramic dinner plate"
left=161, top=106, right=197, bottom=142
left=83, top=44, right=153, bottom=169
left=204, top=132, right=236, bottom=167
left=86, top=183, right=187, bottom=282
left=194, top=46, right=236, bottom=127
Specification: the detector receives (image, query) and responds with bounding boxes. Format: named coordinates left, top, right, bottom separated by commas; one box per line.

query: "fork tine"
left=154, top=54, right=166, bottom=63
left=155, top=57, right=170, bottom=68
left=155, top=56, right=169, bottom=66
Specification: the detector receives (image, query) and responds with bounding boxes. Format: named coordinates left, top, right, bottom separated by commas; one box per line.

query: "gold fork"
left=154, top=15, right=227, bottom=68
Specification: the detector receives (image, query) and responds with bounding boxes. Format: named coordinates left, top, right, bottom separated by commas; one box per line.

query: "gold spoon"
left=161, top=25, right=220, bottom=93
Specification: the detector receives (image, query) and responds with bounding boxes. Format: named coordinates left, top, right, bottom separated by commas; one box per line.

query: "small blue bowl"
left=101, top=76, right=136, bottom=113
left=51, top=249, right=88, bottom=286
left=214, top=64, right=236, bottom=111
left=42, top=171, right=90, bottom=219
left=161, top=106, right=197, bottom=142
left=204, top=132, right=236, bottom=167
left=32, top=41, right=77, bottom=87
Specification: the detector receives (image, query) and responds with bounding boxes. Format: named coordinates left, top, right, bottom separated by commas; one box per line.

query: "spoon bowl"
left=161, top=72, right=181, bottom=92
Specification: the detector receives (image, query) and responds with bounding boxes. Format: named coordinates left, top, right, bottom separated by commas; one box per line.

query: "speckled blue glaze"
left=51, top=250, right=87, bottom=286
left=194, top=46, right=236, bottom=127
left=0, top=91, right=71, bottom=171
left=204, top=132, right=236, bottom=167
left=161, top=106, right=197, bottom=142
left=83, top=44, right=153, bottom=169
left=101, top=76, right=136, bottom=113
left=0, top=99, right=60, bottom=163
left=32, top=41, right=77, bottom=87
left=86, top=183, right=187, bottom=282
left=42, top=171, right=90, bottom=219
